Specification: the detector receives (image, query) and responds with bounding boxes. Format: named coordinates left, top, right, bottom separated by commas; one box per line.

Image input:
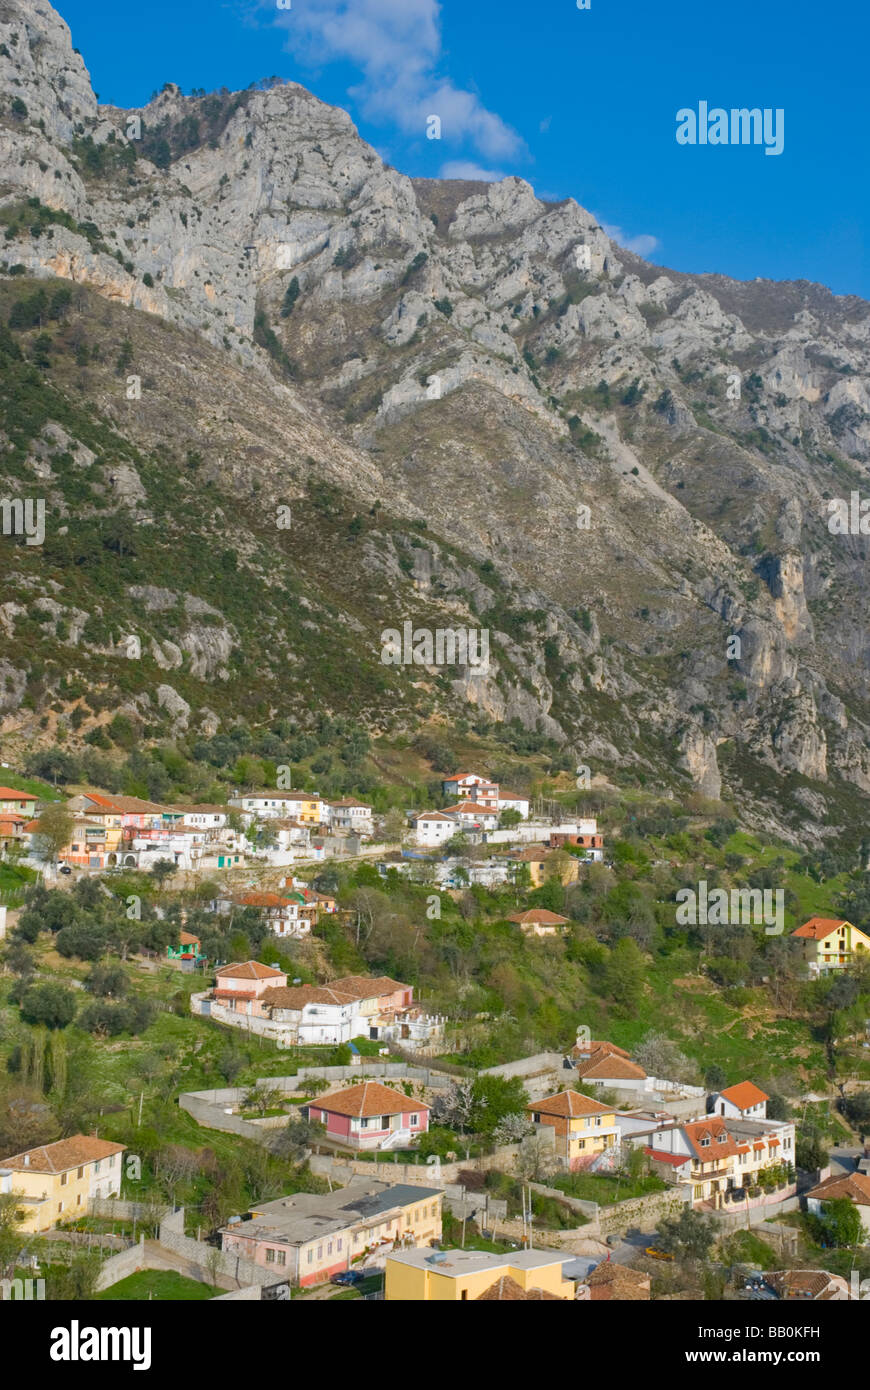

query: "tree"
left=19, top=983, right=76, bottom=1029
left=31, top=802, right=74, bottom=872
left=84, top=963, right=129, bottom=998
left=796, top=1127, right=829, bottom=1172
left=499, top=808, right=521, bottom=828
left=603, top=938, right=644, bottom=1015
left=634, top=1032, right=698, bottom=1086
left=492, top=1111, right=533, bottom=1146
left=656, top=1207, right=717, bottom=1262
left=808, top=1197, right=863, bottom=1249
left=704, top=1064, right=727, bottom=1090
left=150, top=859, right=176, bottom=889
left=0, top=1191, right=27, bottom=1284
left=270, top=1117, right=322, bottom=1163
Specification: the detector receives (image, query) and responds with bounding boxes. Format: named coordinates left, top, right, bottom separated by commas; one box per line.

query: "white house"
left=229, top=792, right=326, bottom=823
left=497, top=791, right=530, bottom=819
left=709, top=1082, right=769, bottom=1121
left=177, top=804, right=230, bottom=831
left=411, top=811, right=456, bottom=848
left=326, top=799, right=374, bottom=835
left=441, top=774, right=499, bottom=808
left=442, top=802, right=500, bottom=831
left=805, top=1173, right=870, bottom=1235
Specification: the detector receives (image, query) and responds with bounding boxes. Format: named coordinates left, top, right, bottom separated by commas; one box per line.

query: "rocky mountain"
left=1, top=0, right=870, bottom=843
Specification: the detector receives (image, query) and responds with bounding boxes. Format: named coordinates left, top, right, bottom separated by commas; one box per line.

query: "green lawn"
left=98, top=1270, right=221, bottom=1301
left=549, top=1171, right=667, bottom=1205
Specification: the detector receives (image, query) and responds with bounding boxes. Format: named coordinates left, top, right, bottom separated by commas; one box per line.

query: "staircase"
left=379, top=1128, right=412, bottom=1151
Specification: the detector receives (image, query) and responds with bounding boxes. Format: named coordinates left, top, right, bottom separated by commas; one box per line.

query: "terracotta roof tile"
left=309, top=1081, right=430, bottom=1119
left=719, top=1081, right=769, bottom=1109
left=0, top=1135, right=126, bottom=1173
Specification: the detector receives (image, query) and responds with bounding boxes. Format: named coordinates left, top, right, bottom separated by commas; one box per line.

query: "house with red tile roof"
left=305, top=1081, right=430, bottom=1150
left=0, top=1135, right=126, bottom=1232
left=709, top=1081, right=769, bottom=1121
left=527, top=1089, right=619, bottom=1170
left=507, top=908, right=570, bottom=937
left=0, top=787, right=37, bottom=815
left=804, top=1172, right=870, bottom=1236
left=646, top=1117, right=740, bottom=1208
left=193, top=967, right=446, bottom=1050
left=791, top=917, right=870, bottom=976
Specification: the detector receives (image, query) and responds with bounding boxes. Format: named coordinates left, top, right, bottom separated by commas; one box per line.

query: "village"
left=1, top=764, right=870, bottom=1304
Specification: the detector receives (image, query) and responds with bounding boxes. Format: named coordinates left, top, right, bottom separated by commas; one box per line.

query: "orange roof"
left=0, top=787, right=37, bottom=800
left=329, top=975, right=409, bottom=998
left=528, top=1090, right=614, bottom=1119
left=236, top=892, right=294, bottom=909
left=804, top=1172, right=870, bottom=1206
left=309, top=1081, right=430, bottom=1119
left=576, top=1052, right=647, bottom=1082
left=571, top=1040, right=630, bottom=1059
left=443, top=801, right=496, bottom=815
left=792, top=917, right=852, bottom=941
left=719, top=1081, right=769, bottom=1110
left=476, top=1276, right=563, bottom=1301
left=682, top=1119, right=740, bottom=1163
left=179, top=931, right=201, bottom=946
left=0, top=1135, right=125, bottom=1174
left=215, top=961, right=285, bottom=981
left=261, top=985, right=359, bottom=1008
left=507, top=909, right=569, bottom=925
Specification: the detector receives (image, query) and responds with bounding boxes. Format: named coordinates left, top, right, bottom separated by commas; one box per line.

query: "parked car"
left=330, top=1270, right=365, bottom=1287
left=57, top=864, right=72, bottom=875
left=645, top=1246, right=675, bottom=1261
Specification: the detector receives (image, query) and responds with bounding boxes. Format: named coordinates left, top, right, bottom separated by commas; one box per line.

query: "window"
left=307, top=1251, right=313, bottom=1264
left=337, top=1239, right=342, bottom=1252
left=700, top=1137, right=710, bottom=1147
left=61, top=1172, right=68, bottom=1186
left=360, top=1118, right=369, bottom=1129
left=77, top=1194, right=82, bottom=1207
left=461, top=1290, right=468, bottom=1301
left=327, top=1242, right=333, bottom=1256
left=409, top=1114, right=419, bottom=1127
left=277, top=1251, right=286, bottom=1266
left=266, top=1249, right=276, bottom=1263
left=317, top=1246, right=323, bottom=1260
left=91, top=1163, right=98, bottom=1176
left=414, top=1210, right=420, bottom=1223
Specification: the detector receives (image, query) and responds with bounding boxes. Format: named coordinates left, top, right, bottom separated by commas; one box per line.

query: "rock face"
left=2, top=0, right=870, bottom=843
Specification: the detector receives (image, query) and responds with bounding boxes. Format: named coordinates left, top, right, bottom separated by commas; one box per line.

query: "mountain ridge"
left=1, top=0, right=870, bottom=846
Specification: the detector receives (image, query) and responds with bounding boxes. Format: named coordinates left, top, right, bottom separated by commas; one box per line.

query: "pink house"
left=212, top=961, right=287, bottom=1018
left=306, top=1081, right=430, bottom=1151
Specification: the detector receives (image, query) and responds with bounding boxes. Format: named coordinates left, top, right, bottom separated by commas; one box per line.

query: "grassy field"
left=98, top=1271, right=221, bottom=1301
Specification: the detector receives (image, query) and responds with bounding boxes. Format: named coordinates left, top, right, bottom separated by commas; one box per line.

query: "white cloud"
left=439, top=160, right=506, bottom=182
left=271, top=0, right=524, bottom=161
left=600, top=220, right=660, bottom=258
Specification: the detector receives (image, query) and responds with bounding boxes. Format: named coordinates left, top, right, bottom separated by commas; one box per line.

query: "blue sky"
left=57, top=0, right=868, bottom=297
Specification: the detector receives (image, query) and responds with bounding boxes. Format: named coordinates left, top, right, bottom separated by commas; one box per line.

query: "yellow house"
left=508, top=845, right=579, bottom=889
left=791, top=917, right=870, bottom=976
left=0, top=1136, right=126, bottom=1233
left=528, top=1090, right=619, bottom=1171
left=385, top=1247, right=573, bottom=1301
